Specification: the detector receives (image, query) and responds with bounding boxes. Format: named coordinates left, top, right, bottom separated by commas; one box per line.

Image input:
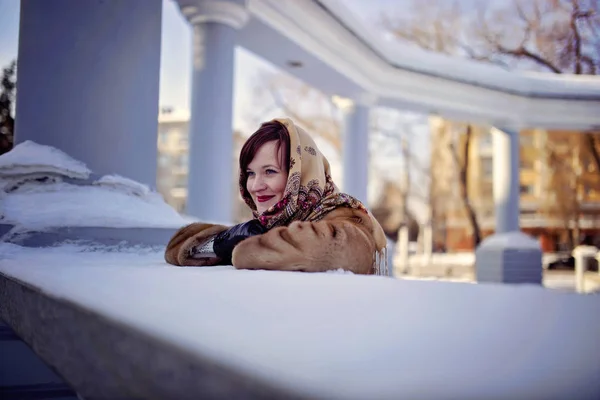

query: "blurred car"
left=547, top=255, right=575, bottom=270
left=547, top=253, right=598, bottom=272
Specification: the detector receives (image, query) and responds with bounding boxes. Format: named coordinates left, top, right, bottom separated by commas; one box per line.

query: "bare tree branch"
left=494, top=42, right=564, bottom=73
left=571, top=0, right=584, bottom=74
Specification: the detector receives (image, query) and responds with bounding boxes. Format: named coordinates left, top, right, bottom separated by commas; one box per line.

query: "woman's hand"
left=213, top=219, right=267, bottom=265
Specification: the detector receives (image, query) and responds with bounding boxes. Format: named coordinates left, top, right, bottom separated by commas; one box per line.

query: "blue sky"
left=0, top=0, right=19, bottom=69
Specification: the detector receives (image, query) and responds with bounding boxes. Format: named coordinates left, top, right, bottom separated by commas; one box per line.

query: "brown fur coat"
left=164, top=206, right=387, bottom=275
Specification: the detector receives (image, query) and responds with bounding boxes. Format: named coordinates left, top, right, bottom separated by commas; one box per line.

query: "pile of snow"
left=0, top=140, right=90, bottom=179
left=0, top=242, right=598, bottom=399
left=478, top=231, right=541, bottom=250
left=0, top=141, right=189, bottom=230
left=93, top=174, right=151, bottom=197
left=2, top=182, right=186, bottom=229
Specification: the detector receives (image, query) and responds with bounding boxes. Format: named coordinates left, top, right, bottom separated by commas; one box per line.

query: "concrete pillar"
left=179, top=0, right=249, bottom=223
left=573, top=246, right=597, bottom=293
left=420, top=205, right=433, bottom=267
left=397, top=225, right=410, bottom=275
left=475, top=127, right=543, bottom=285
left=341, top=93, right=376, bottom=205
left=15, top=0, right=162, bottom=187
left=386, top=239, right=396, bottom=278
left=422, top=223, right=433, bottom=267
left=492, top=127, right=520, bottom=233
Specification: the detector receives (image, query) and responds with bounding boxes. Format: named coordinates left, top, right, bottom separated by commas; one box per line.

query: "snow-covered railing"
left=1, top=242, right=599, bottom=399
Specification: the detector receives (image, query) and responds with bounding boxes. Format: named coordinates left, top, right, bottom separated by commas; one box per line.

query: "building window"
left=520, top=184, right=535, bottom=195
left=479, top=133, right=492, bottom=150
left=520, top=158, right=534, bottom=169
left=175, top=175, right=188, bottom=188
left=519, top=134, right=534, bottom=147
left=179, top=153, right=189, bottom=168
left=158, top=130, right=168, bottom=145
left=583, top=182, right=595, bottom=197
left=482, top=157, right=493, bottom=179
left=158, top=154, right=170, bottom=167
left=584, top=158, right=596, bottom=172
left=179, top=135, right=188, bottom=147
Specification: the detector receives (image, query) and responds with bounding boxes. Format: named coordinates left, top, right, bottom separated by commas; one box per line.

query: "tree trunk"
left=455, top=125, right=482, bottom=248
left=585, top=134, right=600, bottom=177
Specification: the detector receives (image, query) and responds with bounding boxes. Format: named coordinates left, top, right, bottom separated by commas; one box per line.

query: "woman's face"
left=246, top=140, right=288, bottom=214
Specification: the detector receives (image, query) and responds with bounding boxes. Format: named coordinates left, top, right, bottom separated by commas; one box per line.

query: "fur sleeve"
left=231, top=213, right=378, bottom=274
left=164, top=223, right=228, bottom=266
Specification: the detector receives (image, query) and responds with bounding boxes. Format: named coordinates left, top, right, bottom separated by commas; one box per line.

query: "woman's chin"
left=256, top=206, right=269, bottom=215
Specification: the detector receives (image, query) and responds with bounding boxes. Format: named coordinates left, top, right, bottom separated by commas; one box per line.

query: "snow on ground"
left=0, top=141, right=190, bottom=229
left=1, top=242, right=598, bottom=400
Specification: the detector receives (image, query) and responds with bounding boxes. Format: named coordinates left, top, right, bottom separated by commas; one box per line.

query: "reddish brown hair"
left=239, top=120, right=291, bottom=201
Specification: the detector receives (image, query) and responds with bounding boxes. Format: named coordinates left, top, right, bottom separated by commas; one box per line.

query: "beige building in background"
left=156, top=108, right=252, bottom=222
left=157, top=108, right=190, bottom=213
left=430, top=117, right=600, bottom=252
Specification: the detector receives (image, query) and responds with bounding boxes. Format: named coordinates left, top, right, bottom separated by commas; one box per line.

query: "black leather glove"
left=213, top=219, right=267, bottom=265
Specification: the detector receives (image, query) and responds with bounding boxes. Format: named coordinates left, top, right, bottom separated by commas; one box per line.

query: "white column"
left=179, top=0, right=249, bottom=223
left=340, top=93, right=376, bottom=205
left=573, top=246, right=597, bottom=293
left=15, top=0, right=162, bottom=186
left=398, top=225, right=410, bottom=275
left=492, top=127, right=520, bottom=233
left=422, top=225, right=433, bottom=267
left=476, top=126, right=542, bottom=285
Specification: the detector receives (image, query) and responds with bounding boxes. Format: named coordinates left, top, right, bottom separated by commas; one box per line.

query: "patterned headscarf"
left=240, top=118, right=367, bottom=229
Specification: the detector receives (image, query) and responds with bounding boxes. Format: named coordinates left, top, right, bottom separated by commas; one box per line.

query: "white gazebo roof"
left=238, top=0, right=600, bottom=130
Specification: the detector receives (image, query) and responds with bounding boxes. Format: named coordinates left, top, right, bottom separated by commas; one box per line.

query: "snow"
left=93, top=174, right=151, bottom=197
left=406, top=252, right=475, bottom=267
left=0, top=140, right=90, bottom=179
left=478, top=231, right=542, bottom=250
left=2, top=182, right=187, bottom=229
left=0, top=141, right=190, bottom=230
left=1, top=242, right=598, bottom=399
left=572, top=245, right=599, bottom=257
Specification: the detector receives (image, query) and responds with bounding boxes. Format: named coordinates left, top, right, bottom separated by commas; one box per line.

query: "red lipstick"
left=257, top=195, right=274, bottom=203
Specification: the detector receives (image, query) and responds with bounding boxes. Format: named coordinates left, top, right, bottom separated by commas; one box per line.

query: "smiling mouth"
left=257, top=196, right=275, bottom=203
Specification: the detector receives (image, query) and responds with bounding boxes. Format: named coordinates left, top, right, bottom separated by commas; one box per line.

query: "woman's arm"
left=231, top=208, right=381, bottom=274
left=165, top=223, right=228, bottom=266
left=165, top=219, right=268, bottom=266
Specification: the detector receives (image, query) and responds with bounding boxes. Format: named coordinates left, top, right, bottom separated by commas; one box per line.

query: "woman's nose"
left=250, top=176, right=266, bottom=192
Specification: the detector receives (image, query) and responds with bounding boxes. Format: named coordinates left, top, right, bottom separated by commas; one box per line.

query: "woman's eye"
left=246, top=171, right=255, bottom=177
left=266, top=169, right=278, bottom=175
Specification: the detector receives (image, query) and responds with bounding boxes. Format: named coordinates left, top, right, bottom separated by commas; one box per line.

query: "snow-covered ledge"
left=1, top=243, right=599, bottom=399
left=0, top=141, right=198, bottom=247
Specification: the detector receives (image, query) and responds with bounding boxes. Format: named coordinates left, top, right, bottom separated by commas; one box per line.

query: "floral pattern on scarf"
left=239, top=118, right=367, bottom=229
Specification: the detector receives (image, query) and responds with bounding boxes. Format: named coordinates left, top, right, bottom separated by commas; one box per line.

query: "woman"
left=165, top=118, right=388, bottom=275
